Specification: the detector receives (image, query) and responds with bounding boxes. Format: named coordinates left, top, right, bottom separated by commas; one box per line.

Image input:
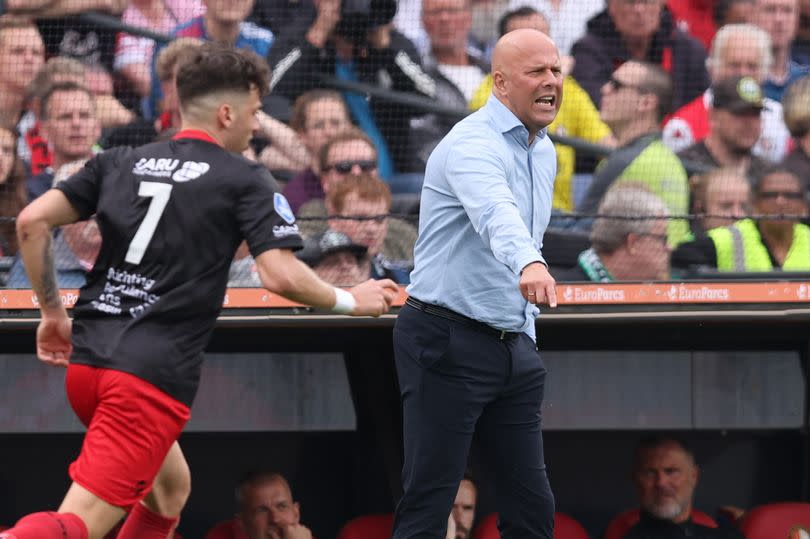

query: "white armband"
left=332, top=287, right=356, bottom=314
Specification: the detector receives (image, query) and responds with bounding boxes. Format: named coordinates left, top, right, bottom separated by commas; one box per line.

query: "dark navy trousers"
left=391, top=303, right=555, bottom=539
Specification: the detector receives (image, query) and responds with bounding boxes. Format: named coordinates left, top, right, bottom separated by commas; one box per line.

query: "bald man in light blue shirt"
left=393, top=28, right=562, bottom=539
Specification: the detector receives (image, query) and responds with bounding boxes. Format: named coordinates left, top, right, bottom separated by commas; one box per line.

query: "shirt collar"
left=172, top=129, right=221, bottom=146
left=484, top=93, right=548, bottom=145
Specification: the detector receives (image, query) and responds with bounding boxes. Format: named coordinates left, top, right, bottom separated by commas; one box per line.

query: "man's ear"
left=492, top=71, right=507, bottom=96
left=217, top=103, right=234, bottom=129
left=639, top=94, right=657, bottom=116
left=626, top=233, right=640, bottom=255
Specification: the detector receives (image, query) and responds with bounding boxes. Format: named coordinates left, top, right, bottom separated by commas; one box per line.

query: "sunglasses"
left=758, top=191, right=804, bottom=201
left=324, top=160, right=377, bottom=174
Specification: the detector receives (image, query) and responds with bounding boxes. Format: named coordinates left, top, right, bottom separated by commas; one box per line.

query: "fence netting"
left=0, top=0, right=808, bottom=288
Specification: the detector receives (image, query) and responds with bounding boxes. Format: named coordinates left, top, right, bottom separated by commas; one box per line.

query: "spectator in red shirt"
left=667, top=0, right=717, bottom=50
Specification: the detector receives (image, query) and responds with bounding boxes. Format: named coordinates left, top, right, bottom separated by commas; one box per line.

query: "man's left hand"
left=36, top=315, right=73, bottom=367
left=519, top=262, right=557, bottom=307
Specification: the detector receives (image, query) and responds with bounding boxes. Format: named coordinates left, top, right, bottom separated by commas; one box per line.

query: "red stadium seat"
left=603, top=508, right=717, bottom=539
left=737, top=502, right=810, bottom=539
left=472, top=512, right=590, bottom=539
left=337, top=513, right=394, bottom=539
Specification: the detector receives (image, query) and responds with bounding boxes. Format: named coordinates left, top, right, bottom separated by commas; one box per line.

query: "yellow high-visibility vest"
left=708, top=218, right=810, bottom=271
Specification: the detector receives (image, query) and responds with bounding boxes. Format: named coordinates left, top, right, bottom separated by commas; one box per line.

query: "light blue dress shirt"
left=407, top=94, right=556, bottom=340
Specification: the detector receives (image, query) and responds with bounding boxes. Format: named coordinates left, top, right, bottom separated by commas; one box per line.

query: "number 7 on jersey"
left=125, top=181, right=173, bottom=265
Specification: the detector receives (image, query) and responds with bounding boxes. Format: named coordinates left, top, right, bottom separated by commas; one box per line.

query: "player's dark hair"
left=176, top=42, right=270, bottom=106
left=40, top=81, right=94, bottom=121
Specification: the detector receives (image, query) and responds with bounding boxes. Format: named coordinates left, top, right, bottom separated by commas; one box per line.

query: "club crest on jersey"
left=172, top=161, right=210, bottom=182
left=133, top=157, right=180, bottom=177
left=274, top=193, right=296, bottom=224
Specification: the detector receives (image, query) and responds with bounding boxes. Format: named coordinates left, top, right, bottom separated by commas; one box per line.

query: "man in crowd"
left=578, top=60, right=689, bottom=246
left=327, top=172, right=415, bottom=283
left=673, top=166, right=810, bottom=272
left=558, top=186, right=672, bottom=282
left=622, top=436, right=744, bottom=538
left=267, top=0, right=436, bottom=178
left=27, top=82, right=101, bottom=201
left=283, top=90, right=353, bottom=213
left=752, top=0, right=810, bottom=102
left=663, top=23, right=791, bottom=163
left=408, top=0, right=488, bottom=172
left=571, top=0, right=709, bottom=110
left=678, top=76, right=772, bottom=183
left=204, top=472, right=313, bottom=539
left=0, top=19, right=44, bottom=133
left=148, top=0, right=275, bottom=118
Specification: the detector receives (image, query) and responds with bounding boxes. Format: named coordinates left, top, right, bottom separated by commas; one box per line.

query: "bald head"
left=491, top=29, right=562, bottom=141
left=492, top=28, right=556, bottom=76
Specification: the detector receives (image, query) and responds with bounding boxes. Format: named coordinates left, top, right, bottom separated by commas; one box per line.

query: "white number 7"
left=125, top=181, right=173, bottom=265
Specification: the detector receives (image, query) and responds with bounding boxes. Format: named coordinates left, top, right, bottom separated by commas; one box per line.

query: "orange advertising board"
left=1, top=282, right=808, bottom=310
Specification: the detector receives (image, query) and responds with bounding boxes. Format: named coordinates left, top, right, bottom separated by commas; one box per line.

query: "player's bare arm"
left=255, top=248, right=399, bottom=316
left=16, top=189, right=83, bottom=366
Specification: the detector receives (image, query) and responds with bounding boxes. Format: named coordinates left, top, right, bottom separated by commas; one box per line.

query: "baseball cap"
left=712, top=76, right=766, bottom=112
left=296, top=229, right=368, bottom=267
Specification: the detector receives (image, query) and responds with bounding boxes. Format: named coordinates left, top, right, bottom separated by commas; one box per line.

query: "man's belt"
left=405, top=297, right=521, bottom=341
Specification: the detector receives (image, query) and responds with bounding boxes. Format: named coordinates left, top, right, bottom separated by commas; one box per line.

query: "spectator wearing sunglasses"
left=673, top=165, right=810, bottom=272
left=578, top=60, right=690, bottom=247
left=295, top=128, right=378, bottom=222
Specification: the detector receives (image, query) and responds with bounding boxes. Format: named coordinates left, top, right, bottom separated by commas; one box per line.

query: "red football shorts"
left=66, top=364, right=191, bottom=508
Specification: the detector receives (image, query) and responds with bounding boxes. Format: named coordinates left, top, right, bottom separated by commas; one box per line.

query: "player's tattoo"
left=40, top=234, right=61, bottom=309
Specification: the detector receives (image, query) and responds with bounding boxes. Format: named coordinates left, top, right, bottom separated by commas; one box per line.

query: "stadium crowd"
left=0, top=0, right=809, bottom=286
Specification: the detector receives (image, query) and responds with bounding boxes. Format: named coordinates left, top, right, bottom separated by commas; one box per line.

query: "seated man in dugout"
left=204, top=471, right=313, bottom=539
left=621, top=435, right=745, bottom=539
left=555, top=186, right=672, bottom=283
left=672, top=165, right=810, bottom=273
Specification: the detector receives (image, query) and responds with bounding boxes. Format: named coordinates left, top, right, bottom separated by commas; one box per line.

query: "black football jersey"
left=56, top=132, right=303, bottom=406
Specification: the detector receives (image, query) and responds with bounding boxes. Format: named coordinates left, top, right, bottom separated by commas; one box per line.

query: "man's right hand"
left=348, top=278, right=399, bottom=317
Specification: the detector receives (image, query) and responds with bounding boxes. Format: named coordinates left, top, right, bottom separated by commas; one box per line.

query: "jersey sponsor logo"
left=274, top=193, right=296, bottom=224
left=133, top=157, right=180, bottom=177
left=273, top=224, right=300, bottom=238
left=172, top=160, right=210, bottom=182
